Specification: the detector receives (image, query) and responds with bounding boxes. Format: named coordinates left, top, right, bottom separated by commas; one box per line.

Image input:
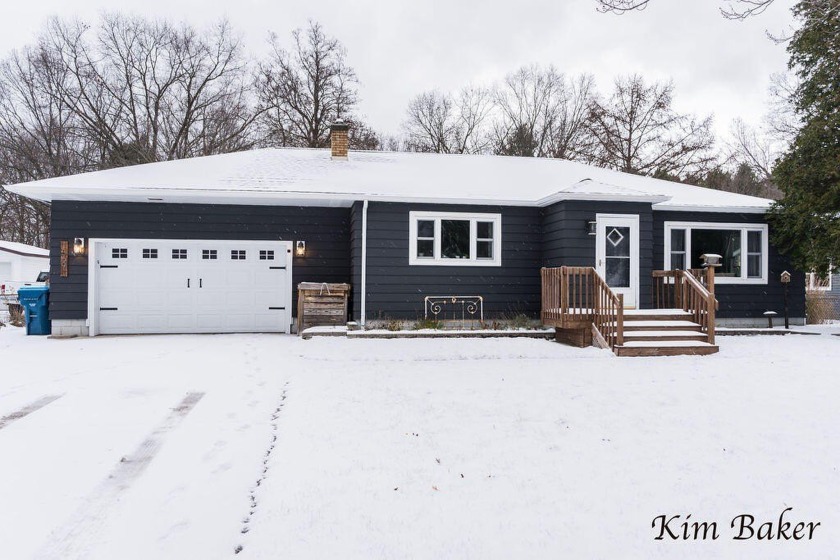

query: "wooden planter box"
left=297, top=282, right=351, bottom=334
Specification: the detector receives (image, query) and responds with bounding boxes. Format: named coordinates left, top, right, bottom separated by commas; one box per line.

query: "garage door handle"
left=187, top=278, right=190, bottom=288
left=200, top=278, right=203, bottom=288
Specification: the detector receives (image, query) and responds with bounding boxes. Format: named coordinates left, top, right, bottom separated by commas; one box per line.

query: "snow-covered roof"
left=5, top=148, right=773, bottom=213
left=0, top=240, right=49, bottom=258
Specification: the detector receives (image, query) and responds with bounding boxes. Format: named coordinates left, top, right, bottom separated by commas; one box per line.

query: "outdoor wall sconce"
left=295, top=240, right=306, bottom=257
left=585, top=221, right=597, bottom=236
left=73, top=237, right=86, bottom=257
left=700, top=253, right=722, bottom=268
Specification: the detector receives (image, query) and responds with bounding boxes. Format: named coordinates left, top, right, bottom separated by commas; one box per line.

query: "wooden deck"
left=542, top=267, right=719, bottom=357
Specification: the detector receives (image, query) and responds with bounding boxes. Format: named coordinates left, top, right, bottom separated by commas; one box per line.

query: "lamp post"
left=780, top=271, right=791, bottom=329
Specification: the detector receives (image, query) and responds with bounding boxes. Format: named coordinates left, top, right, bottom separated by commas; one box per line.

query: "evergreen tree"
left=769, top=1, right=840, bottom=273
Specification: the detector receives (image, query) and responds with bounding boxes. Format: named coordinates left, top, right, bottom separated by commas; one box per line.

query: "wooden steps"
left=622, top=330, right=708, bottom=343
left=612, top=308, right=718, bottom=357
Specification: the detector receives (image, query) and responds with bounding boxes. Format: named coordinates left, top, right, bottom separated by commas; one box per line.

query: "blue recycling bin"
left=17, top=286, right=51, bottom=335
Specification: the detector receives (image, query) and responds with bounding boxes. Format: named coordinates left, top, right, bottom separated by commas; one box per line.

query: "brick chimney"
left=330, top=120, right=350, bottom=160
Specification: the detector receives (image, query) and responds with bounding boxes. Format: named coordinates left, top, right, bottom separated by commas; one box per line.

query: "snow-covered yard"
left=0, top=327, right=838, bottom=559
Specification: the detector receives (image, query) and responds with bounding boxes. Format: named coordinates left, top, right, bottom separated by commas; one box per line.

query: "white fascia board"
left=536, top=191, right=669, bottom=206
left=653, top=203, right=771, bottom=214
left=9, top=183, right=770, bottom=214
left=9, top=185, right=535, bottom=207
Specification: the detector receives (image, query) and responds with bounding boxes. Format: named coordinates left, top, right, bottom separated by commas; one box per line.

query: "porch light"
left=700, top=253, right=721, bottom=268
left=295, top=240, right=306, bottom=257
left=73, top=237, right=86, bottom=257
left=585, top=221, right=597, bottom=236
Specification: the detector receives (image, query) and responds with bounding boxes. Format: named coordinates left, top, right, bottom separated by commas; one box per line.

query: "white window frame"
left=663, top=221, right=769, bottom=284
left=408, top=211, right=502, bottom=266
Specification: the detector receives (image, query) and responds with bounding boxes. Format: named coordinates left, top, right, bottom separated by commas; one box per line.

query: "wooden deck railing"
left=541, top=266, right=595, bottom=326
left=543, top=266, right=718, bottom=350
left=592, top=269, right=624, bottom=350
left=653, top=267, right=717, bottom=345
left=652, top=269, right=681, bottom=308
left=541, top=266, right=623, bottom=350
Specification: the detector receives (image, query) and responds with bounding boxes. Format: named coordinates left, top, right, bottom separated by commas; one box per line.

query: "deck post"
left=560, top=266, right=568, bottom=322
left=705, top=265, right=715, bottom=296
left=706, top=266, right=716, bottom=345
left=616, top=294, right=624, bottom=348
left=540, top=267, right=546, bottom=323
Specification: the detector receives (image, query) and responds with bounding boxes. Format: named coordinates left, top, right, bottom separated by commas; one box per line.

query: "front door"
left=595, top=214, right=639, bottom=308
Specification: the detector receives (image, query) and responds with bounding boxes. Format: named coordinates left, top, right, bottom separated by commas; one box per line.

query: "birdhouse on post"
left=780, top=270, right=791, bottom=329
left=700, top=253, right=722, bottom=268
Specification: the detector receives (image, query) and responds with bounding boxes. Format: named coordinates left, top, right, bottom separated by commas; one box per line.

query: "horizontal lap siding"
left=49, top=201, right=351, bottom=320
left=652, top=210, right=806, bottom=318
left=363, top=202, right=542, bottom=321
left=542, top=201, right=654, bottom=309
left=349, top=202, right=363, bottom=321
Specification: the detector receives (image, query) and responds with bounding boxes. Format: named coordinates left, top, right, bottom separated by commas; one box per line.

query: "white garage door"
left=90, top=239, right=292, bottom=335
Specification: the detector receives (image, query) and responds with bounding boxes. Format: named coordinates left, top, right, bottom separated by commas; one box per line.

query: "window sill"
left=712, top=277, right=767, bottom=285
left=409, top=258, right=502, bottom=267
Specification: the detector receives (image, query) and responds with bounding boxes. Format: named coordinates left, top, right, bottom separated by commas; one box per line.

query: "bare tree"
left=0, top=13, right=259, bottom=245
left=595, top=0, right=777, bottom=18
left=347, top=119, right=381, bottom=150
left=492, top=66, right=596, bottom=159
left=724, top=119, right=784, bottom=198
left=256, top=21, right=358, bottom=148
left=545, top=74, right=597, bottom=160
left=765, top=71, right=801, bottom=142
left=39, top=14, right=257, bottom=167
left=0, top=43, right=92, bottom=246
left=586, top=75, right=715, bottom=178
left=727, top=118, right=777, bottom=180
left=402, top=86, right=491, bottom=154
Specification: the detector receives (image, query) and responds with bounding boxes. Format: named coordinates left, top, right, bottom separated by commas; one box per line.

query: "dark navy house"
left=8, top=124, right=805, bottom=337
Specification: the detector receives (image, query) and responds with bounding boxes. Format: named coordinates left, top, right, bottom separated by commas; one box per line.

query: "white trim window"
left=409, top=211, right=502, bottom=266
left=664, top=222, right=769, bottom=284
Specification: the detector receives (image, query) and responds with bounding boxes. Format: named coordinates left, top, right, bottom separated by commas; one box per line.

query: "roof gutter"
left=652, top=203, right=771, bottom=214
left=0, top=246, right=50, bottom=258
left=7, top=183, right=772, bottom=214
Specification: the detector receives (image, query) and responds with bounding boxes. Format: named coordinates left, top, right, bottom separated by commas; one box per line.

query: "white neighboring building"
left=0, top=240, right=49, bottom=287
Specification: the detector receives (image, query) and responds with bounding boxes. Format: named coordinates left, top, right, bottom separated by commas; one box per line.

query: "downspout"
left=361, top=199, right=369, bottom=327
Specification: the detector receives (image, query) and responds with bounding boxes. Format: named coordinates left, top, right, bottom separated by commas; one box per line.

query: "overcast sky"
left=0, top=0, right=798, bottom=141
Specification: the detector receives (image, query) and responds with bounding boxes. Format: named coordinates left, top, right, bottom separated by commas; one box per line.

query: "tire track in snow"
left=234, top=383, right=288, bottom=555
left=0, top=394, right=62, bottom=430
left=35, top=391, right=205, bottom=560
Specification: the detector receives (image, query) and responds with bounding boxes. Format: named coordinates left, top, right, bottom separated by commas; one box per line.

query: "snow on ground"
left=0, top=326, right=838, bottom=559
